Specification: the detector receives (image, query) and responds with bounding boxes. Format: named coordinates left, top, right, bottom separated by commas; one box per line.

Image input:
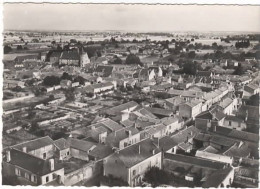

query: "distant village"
left=2, top=31, right=260, bottom=187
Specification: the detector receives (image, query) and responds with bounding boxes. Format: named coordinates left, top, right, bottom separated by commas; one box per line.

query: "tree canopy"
left=143, top=166, right=171, bottom=187
left=125, top=54, right=143, bottom=66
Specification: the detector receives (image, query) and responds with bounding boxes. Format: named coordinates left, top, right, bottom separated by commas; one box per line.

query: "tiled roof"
left=145, top=107, right=173, bottom=116
left=159, top=136, right=178, bottom=151
left=95, top=65, right=114, bottom=77
left=146, top=124, right=166, bottom=135
left=60, top=51, right=80, bottom=60
left=202, top=167, right=233, bottom=188
left=88, top=144, right=113, bottom=160
left=223, top=142, right=250, bottom=158
left=213, top=126, right=259, bottom=143
left=164, top=153, right=226, bottom=170
left=171, top=126, right=200, bottom=144
left=218, top=97, right=233, bottom=109
left=7, top=149, right=63, bottom=176
left=67, top=138, right=96, bottom=152
left=210, top=135, right=237, bottom=147
left=106, top=127, right=140, bottom=148
left=54, top=138, right=70, bottom=150
left=112, top=138, right=161, bottom=168
left=10, top=136, right=54, bottom=152
left=107, top=101, right=139, bottom=115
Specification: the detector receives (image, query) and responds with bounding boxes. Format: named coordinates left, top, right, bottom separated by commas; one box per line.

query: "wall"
left=104, top=154, right=128, bottom=182
left=70, top=148, right=89, bottom=161
left=119, top=133, right=141, bottom=150
left=129, top=152, right=162, bottom=187
left=223, top=120, right=246, bottom=131
left=195, top=118, right=208, bottom=131
left=63, top=163, right=93, bottom=186
left=28, top=144, right=55, bottom=160
left=195, top=151, right=233, bottom=164
left=41, top=168, right=65, bottom=185
left=179, top=104, right=191, bottom=119
left=3, top=94, right=35, bottom=105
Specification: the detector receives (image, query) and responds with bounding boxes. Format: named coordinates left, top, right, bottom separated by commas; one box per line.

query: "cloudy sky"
left=3, top=3, right=260, bottom=32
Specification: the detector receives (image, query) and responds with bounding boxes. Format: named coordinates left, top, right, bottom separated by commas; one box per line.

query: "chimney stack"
left=49, top=159, right=55, bottom=171
left=6, top=150, right=11, bottom=162
left=138, top=145, right=141, bottom=154
left=22, top=147, right=27, bottom=153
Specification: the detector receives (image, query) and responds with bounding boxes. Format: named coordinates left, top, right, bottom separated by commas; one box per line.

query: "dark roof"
left=54, top=138, right=70, bottom=150
left=67, top=138, right=96, bottom=152
left=210, top=135, right=237, bottom=147
left=223, top=142, right=251, bottom=158
left=60, top=51, right=80, bottom=60
left=171, top=126, right=200, bottom=144
left=196, top=71, right=212, bottom=77
left=107, top=101, right=139, bottom=115
left=212, top=126, right=259, bottom=143
left=7, top=149, right=63, bottom=176
left=88, top=144, right=113, bottom=160
left=145, top=107, right=173, bottom=117
left=159, top=136, right=178, bottom=151
left=224, top=115, right=244, bottom=123
left=111, top=138, right=161, bottom=168
left=95, top=65, right=114, bottom=77
left=164, top=153, right=226, bottom=170
left=202, top=167, right=233, bottom=188
left=196, top=108, right=226, bottom=121
left=10, top=136, right=54, bottom=152
left=106, top=127, right=140, bottom=148
left=50, top=52, right=62, bottom=58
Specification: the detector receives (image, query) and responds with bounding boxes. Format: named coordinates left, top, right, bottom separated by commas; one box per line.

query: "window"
left=25, top=172, right=30, bottom=180
left=67, top=151, right=70, bottom=156
left=43, top=152, right=47, bottom=159
left=46, top=176, right=49, bottom=183
left=31, top=175, right=37, bottom=183
left=133, top=170, right=136, bottom=176
left=229, top=121, right=232, bottom=126
left=15, top=168, right=21, bottom=176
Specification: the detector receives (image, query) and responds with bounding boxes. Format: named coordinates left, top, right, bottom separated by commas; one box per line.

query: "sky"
left=3, top=3, right=260, bottom=32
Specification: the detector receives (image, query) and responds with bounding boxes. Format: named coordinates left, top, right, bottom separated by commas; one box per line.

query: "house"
left=135, top=68, right=156, bottom=81
left=84, top=82, right=115, bottom=96
left=161, top=116, right=183, bottom=135
left=145, top=107, right=173, bottom=118
left=7, top=136, right=56, bottom=160
left=49, top=52, right=61, bottom=63
left=195, top=108, right=226, bottom=131
left=222, top=115, right=247, bottom=131
left=3, top=149, right=65, bottom=186
left=163, top=153, right=229, bottom=185
left=202, top=167, right=234, bottom=188
left=106, top=101, right=139, bottom=117
left=164, top=96, right=186, bottom=112
left=145, top=124, right=167, bottom=139
left=59, top=51, right=80, bottom=66
left=80, top=52, right=90, bottom=67
left=216, top=97, right=238, bottom=115
left=95, top=65, right=114, bottom=77
left=244, top=83, right=260, bottom=95
left=4, top=80, right=25, bottom=89
left=67, top=138, right=113, bottom=161
left=53, top=138, right=70, bottom=160
left=105, top=127, right=140, bottom=150
left=179, top=99, right=203, bottom=119
left=103, top=138, right=162, bottom=187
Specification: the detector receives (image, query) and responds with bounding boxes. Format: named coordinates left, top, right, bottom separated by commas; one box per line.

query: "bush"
left=143, top=166, right=171, bottom=187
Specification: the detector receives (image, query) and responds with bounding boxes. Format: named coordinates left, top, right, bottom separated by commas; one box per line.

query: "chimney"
left=152, top=149, right=156, bottom=155
left=22, top=147, right=27, bottom=153
left=138, top=145, right=141, bottom=154
left=49, top=159, right=55, bottom=171
left=6, top=150, right=11, bottom=162
left=245, top=110, right=248, bottom=121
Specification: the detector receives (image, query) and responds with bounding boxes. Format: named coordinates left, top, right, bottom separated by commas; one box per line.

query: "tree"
left=233, top=64, right=245, bottom=75
left=113, top=57, right=123, bottom=64
left=143, top=166, right=171, bottom=187
left=64, top=88, right=75, bottom=101
left=73, top=76, right=86, bottom=85
left=188, top=51, right=196, bottom=59
left=4, top=45, right=12, bottom=54
left=182, top=62, right=197, bottom=75
left=60, top=72, right=72, bottom=81
left=43, top=76, right=61, bottom=86
left=125, top=54, right=143, bottom=66
left=17, top=45, right=23, bottom=50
